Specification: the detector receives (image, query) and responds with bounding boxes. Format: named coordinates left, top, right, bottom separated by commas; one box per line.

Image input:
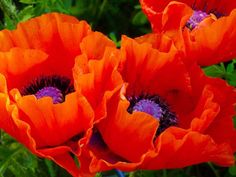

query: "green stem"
left=162, top=170, right=167, bottom=177
left=0, top=130, right=2, bottom=145
left=0, top=0, right=19, bottom=27
left=207, top=162, right=220, bottom=177
left=97, top=0, right=107, bottom=20
left=128, top=172, right=135, bottom=177
left=185, top=166, right=193, bottom=176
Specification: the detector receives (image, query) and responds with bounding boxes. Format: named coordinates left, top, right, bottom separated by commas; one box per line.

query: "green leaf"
left=229, top=165, right=236, bottom=176
left=19, top=149, right=38, bottom=173
left=44, top=159, right=56, bottom=177
left=0, top=133, right=39, bottom=177
left=0, top=145, right=22, bottom=174
left=129, top=170, right=159, bottom=177
left=18, top=5, right=35, bottom=22
left=61, top=0, right=73, bottom=9
left=95, top=173, right=103, bottom=177
left=0, top=0, right=19, bottom=29
left=108, top=32, right=121, bottom=47
left=3, top=13, right=16, bottom=29
left=134, top=5, right=141, bottom=10
left=203, top=65, right=225, bottom=78
left=226, top=62, right=235, bottom=73
left=225, top=72, right=236, bottom=86
left=8, top=159, right=28, bottom=177
left=233, top=116, right=236, bottom=129
left=19, top=0, right=38, bottom=4
left=132, top=11, right=148, bottom=26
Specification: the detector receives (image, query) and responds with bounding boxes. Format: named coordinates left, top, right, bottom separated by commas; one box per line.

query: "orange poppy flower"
left=0, top=13, right=115, bottom=177
left=140, top=0, right=236, bottom=66
left=74, top=35, right=236, bottom=174
left=73, top=46, right=154, bottom=173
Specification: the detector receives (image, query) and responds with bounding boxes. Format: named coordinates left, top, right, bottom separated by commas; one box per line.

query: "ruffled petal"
left=140, top=0, right=236, bottom=17
left=0, top=73, right=95, bottom=177
left=0, top=48, right=48, bottom=89
left=120, top=36, right=191, bottom=96
left=0, top=13, right=99, bottom=177
left=190, top=85, right=220, bottom=132
left=141, top=0, right=236, bottom=65
left=141, top=128, right=234, bottom=169
left=204, top=78, right=236, bottom=151
left=141, top=1, right=193, bottom=33
left=184, top=9, right=236, bottom=65
left=72, top=29, right=236, bottom=173
left=73, top=47, right=123, bottom=121
left=0, top=13, right=92, bottom=81
left=80, top=31, right=116, bottom=60
left=97, top=96, right=158, bottom=162
left=0, top=13, right=91, bottom=51
left=9, top=89, right=94, bottom=148
left=135, top=33, right=173, bottom=52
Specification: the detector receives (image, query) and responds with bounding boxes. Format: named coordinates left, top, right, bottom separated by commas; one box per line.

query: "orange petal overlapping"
left=140, top=0, right=236, bottom=66
left=72, top=36, right=236, bottom=174
left=0, top=8, right=235, bottom=177
left=0, top=12, right=116, bottom=177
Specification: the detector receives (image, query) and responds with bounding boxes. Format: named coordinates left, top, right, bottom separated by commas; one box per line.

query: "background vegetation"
left=0, top=0, right=235, bottom=176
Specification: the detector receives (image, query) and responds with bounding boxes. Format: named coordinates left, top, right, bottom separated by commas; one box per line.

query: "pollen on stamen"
left=127, top=94, right=177, bottom=135
left=21, top=75, right=74, bottom=104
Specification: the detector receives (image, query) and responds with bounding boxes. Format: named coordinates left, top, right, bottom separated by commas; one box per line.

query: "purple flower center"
left=127, top=94, right=177, bottom=135
left=35, top=86, right=63, bottom=104
left=133, top=99, right=163, bottom=120
left=186, top=10, right=209, bottom=30
left=21, top=75, right=74, bottom=104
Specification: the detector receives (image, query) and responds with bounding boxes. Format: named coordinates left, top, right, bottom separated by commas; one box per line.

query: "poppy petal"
left=141, top=128, right=234, bottom=169
left=184, top=9, right=236, bottom=65
left=9, top=89, right=93, bottom=148
left=120, top=36, right=191, bottom=96
left=97, top=96, right=158, bottom=162
left=80, top=31, right=116, bottom=60
left=73, top=47, right=123, bottom=121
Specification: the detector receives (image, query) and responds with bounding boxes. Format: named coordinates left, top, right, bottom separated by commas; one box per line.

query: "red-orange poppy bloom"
left=0, top=13, right=115, bottom=177
left=140, top=0, right=236, bottom=66
left=73, top=35, right=236, bottom=174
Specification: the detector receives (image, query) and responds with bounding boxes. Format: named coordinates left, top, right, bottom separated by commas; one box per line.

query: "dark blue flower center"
left=21, top=75, right=74, bottom=104
left=127, top=94, right=177, bottom=135
left=186, top=10, right=209, bottom=30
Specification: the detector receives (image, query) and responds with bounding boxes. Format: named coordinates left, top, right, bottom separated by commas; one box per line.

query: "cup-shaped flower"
left=74, top=35, right=236, bottom=174
left=140, top=0, right=236, bottom=65
left=0, top=13, right=115, bottom=177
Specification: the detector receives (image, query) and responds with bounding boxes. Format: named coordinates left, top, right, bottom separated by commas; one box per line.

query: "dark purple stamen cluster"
left=127, top=94, right=177, bottom=135
left=21, top=75, right=74, bottom=104
left=35, top=86, right=63, bottom=104
left=133, top=99, right=163, bottom=120
left=186, top=10, right=209, bottom=30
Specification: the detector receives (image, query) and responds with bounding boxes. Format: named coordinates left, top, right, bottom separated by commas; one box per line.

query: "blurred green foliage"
left=0, top=0, right=151, bottom=39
